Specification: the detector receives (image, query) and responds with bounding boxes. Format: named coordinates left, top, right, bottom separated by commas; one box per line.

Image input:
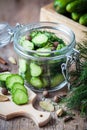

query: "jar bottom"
left=25, top=80, right=68, bottom=92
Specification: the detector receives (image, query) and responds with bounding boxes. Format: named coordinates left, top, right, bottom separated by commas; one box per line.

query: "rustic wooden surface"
left=0, top=0, right=87, bottom=130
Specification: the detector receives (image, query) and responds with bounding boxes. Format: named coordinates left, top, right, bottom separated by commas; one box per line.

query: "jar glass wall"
left=13, top=22, right=76, bottom=92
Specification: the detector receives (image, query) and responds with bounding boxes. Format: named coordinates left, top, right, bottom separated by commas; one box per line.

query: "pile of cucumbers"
left=0, top=72, right=29, bottom=105
left=54, top=0, right=87, bottom=26
left=18, top=30, right=65, bottom=90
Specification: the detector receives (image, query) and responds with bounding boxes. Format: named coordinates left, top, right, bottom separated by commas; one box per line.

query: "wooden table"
left=0, top=38, right=87, bottom=130
left=0, top=0, right=87, bottom=130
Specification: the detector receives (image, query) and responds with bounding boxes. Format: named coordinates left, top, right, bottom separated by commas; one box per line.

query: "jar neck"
left=13, top=22, right=76, bottom=60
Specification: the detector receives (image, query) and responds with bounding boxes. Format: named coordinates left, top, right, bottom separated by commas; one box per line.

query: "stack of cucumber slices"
left=18, top=30, right=65, bottom=90
left=19, top=30, right=66, bottom=53
left=0, top=72, right=29, bottom=105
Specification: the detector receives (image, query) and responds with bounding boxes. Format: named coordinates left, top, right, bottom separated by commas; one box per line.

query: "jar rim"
left=14, top=22, right=75, bottom=59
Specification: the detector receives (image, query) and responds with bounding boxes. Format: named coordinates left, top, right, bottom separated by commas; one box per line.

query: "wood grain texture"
left=0, top=87, right=50, bottom=127
left=40, top=3, right=87, bottom=42
left=0, top=0, right=87, bottom=130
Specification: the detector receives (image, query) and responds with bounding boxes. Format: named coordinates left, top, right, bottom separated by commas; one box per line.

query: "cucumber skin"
left=51, top=74, right=64, bottom=87
left=71, top=12, right=82, bottom=21
left=30, top=77, right=43, bottom=89
left=66, top=0, right=87, bottom=13
left=11, top=83, right=27, bottom=95
left=30, top=62, right=42, bottom=77
left=6, top=74, right=24, bottom=90
left=22, top=40, right=34, bottom=50
left=79, top=14, right=87, bottom=26
left=0, top=72, right=12, bottom=88
left=12, top=89, right=28, bottom=105
left=54, top=0, right=74, bottom=14
left=32, top=34, right=48, bottom=48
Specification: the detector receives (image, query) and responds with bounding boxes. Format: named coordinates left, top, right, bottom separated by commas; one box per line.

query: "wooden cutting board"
left=0, top=87, right=51, bottom=127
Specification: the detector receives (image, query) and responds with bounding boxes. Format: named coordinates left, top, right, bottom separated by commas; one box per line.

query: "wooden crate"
left=40, top=3, right=87, bottom=42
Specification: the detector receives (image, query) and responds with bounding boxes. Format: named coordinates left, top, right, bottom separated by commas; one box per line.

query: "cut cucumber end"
left=32, top=34, right=48, bottom=47
left=30, top=62, right=42, bottom=77
left=12, top=89, right=28, bottom=105
left=6, top=74, right=24, bottom=90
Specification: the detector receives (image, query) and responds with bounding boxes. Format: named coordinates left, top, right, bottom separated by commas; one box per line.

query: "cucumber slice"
left=22, top=40, right=34, bottom=50
left=30, top=62, right=42, bottom=77
left=30, top=77, right=43, bottom=89
left=36, top=48, right=51, bottom=56
left=32, top=34, right=48, bottom=47
left=6, top=74, right=24, bottom=90
left=51, top=74, right=64, bottom=87
left=19, top=36, right=26, bottom=45
left=12, top=89, right=28, bottom=105
left=11, top=83, right=27, bottom=94
left=0, top=72, right=11, bottom=81
left=0, top=72, right=12, bottom=88
left=19, top=59, right=27, bottom=73
left=30, top=31, right=38, bottom=38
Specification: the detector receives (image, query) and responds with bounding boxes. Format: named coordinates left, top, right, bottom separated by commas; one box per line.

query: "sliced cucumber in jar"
left=56, top=43, right=65, bottom=50
left=11, top=83, right=27, bottom=94
left=51, top=74, right=64, bottom=87
left=0, top=72, right=12, bottom=88
left=19, top=36, right=26, bottom=45
left=21, top=40, right=34, bottom=50
left=30, top=77, right=43, bottom=89
left=36, top=48, right=51, bottom=56
left=19, top=59, right=27, bottom=74
left=30, top=62, right=42, bottom=77
left=32, top=34, right=48, bottom=47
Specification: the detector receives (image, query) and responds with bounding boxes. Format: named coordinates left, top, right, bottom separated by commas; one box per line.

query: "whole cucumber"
left=66, top=0, right=87, bottom=13
left=79, top=14, right=87, bottom=26
left=71, top=12, right=82, bottom=21
left=54, top=0, right=74, bottom=14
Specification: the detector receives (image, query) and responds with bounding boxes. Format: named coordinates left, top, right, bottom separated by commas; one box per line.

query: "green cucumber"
left=66, top=0, right=87, bottom=13
left=30, top=77, right=43, bottom=89
left=32, top=34, right=48, bottom=47
left=79, top=14, right=87, bottom=26
left=6, top=74, right=24, bottom=90
left=51, top=74, right=64, bottom=87
left=11, top=83, right=27, bottom=94
left=0, top=72, right=12, bottom=81
left=71, top=12, right=82, bottom=21
left=12, top=89, right=28, bottom=105
left=19, top=36, right=26, bottom=45
left=54, top=0, right=74, bottom=14
left=36, top=48, right=51, bottom=56
left=0, top=72, right=12, bottom=88
left=19, top=59, right=27, bottom=75
left=21, top=40, right=34, bottom=50
left=30, top=30, right=40, bottom=38
left=30, top=62, right=42, bottom=77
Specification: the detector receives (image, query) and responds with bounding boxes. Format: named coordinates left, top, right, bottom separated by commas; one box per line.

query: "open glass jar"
left=0, top=22, right=80, bottom=92
left=13, top=22, right=80, bottom=92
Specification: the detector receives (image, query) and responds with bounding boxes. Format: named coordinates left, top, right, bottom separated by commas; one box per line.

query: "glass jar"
left=13, top=22, right=79, bottom=92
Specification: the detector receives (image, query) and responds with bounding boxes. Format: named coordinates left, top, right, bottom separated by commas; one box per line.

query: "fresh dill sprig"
left=65, top=39, right=87, bottom=116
